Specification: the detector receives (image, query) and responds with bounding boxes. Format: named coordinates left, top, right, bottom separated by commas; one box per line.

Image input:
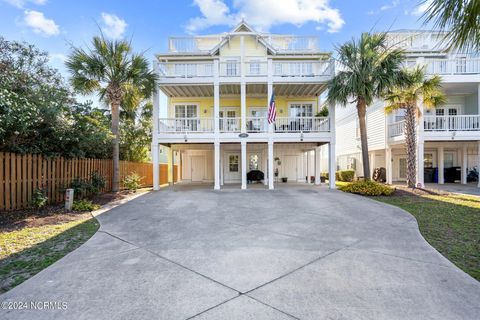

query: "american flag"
left=267, top=91, right=276, bottom=124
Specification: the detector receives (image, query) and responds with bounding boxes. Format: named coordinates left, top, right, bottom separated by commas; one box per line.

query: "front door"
left=191, top=156, right=204, bottom=182
left=224, top=153, right=241, bottom=182
left=283, top=155, right=297, bottom=182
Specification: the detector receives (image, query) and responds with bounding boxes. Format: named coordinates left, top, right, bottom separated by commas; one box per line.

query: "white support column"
left=477, top=141, right=480, bottom=188
left=268, top=140, right=274, bottom=190
left=416, top=98, right=425, bottom=188
left=220, top=144, right=224, bottom=186
left=328, top=101, right=336, bottom=189
left=152, top=59, right=160, bottom=191
left=263, top=148, right=268, bottom=185
left=241, top=140, right=247, bottom=189
left=417, top=141, right=425, bottom=188
left=315, top=146, right=321, bottom=185
left=385, top=147, right=393, bottom=184
left=461, top=144, right=468, bottom=184
left=267, top=59, right=273, bottom=134
left=438, top=146, right=444, bottom=184
left=170, top=148, right=175, bottom=187
left=214, top=141, right=220, bottom=190
left=306, top=151, right=311, bottom=183
left=152, top=144, right=159, bottom=190
left=241, top=82, right=246, bottom=133
left=370, top=152, right=376, bottom=180
left=213, top=80, right=220, bottom=134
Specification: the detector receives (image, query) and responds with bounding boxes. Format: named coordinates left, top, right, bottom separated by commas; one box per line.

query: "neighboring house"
left=336, top=30, right=480, bottom=187
left=152, top=21, right=336, bottom=190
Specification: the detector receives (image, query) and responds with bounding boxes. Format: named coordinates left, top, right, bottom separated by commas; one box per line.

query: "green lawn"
left=0, top=217, right=99, bottom=293
left=337, top=181, right=480, bottom=281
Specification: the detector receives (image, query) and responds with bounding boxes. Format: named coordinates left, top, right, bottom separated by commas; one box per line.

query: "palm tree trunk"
left=111, top=101, right=121, bottom=192
left=404, top=105, right=417, bottom=188
left=357, top=99, right=370, bottom=180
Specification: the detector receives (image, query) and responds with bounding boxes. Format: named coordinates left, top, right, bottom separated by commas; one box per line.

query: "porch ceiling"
left=160, top=83, right=327, bottom=98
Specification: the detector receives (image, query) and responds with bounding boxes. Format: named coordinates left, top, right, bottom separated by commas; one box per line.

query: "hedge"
left=338, top=180, right=394, bottom=196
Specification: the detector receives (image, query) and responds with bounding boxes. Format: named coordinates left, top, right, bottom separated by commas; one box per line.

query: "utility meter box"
left=65, top=188, right=74, bottom=211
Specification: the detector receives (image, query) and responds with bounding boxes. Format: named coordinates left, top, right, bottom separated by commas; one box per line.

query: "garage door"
left=283, top=155, right=297, bottom=181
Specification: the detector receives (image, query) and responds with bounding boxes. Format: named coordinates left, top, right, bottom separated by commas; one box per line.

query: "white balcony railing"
left=158, top=60, right=334, bottom=79
left=219, top=117, right=241, bottom=132
left=424, top=58, right=480, bottom=75
left=245, top=61, right=268, bottom=77
left=219, top=62, right=241, bottom=77
left=274, top=117, right=330, bottom=132
left=158, top=118, right=214, bottom=133
left=424, top=115, right=480, bottom=131
left=273, top=61, right=332, bottom=77
left=246, top=117, right=268, bottom=132
left=168, top=35, right=320, bottom=53
left=388, top=120, right=405, bottom=137
left=158, top=62, right=214, bottom=78
left=157, top=117, right=331, bottom=134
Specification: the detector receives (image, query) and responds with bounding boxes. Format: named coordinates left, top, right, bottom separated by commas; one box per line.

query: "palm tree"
left=67, top=36, right=158, bottom=191
left=420, top=0, right=480, bottom=51
left=385, top=66, right=446, bottom=188
left=328, top=33, right=405, bottom=180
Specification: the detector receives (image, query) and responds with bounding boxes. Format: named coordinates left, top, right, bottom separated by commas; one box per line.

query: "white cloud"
left=2, top=0, right=46, bottom=8
left=101, top=12, right=127, bottom=39
left=186, top=0, right=344, bottom=33
left=23, top=10, right=59, bottom=36
left=411, top=0, right=432, bottom=16
left=367, top=0, right=399, bottom=15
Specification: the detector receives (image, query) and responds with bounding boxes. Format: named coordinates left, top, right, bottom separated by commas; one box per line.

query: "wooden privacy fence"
left=0, top=152, right=179, bottom=211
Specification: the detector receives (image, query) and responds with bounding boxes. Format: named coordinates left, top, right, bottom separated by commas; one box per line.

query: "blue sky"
left=0, top=0, right=432, bottom=105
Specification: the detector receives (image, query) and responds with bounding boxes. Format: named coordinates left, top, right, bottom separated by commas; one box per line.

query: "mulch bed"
left=0, top=190, right=143, bottom=232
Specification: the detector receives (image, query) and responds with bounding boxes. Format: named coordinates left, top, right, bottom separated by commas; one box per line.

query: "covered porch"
left=152, top=142, right=336, bottom=190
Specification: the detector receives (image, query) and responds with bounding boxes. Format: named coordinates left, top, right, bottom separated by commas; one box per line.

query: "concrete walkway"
left=1, top=185, right=479, bottom=319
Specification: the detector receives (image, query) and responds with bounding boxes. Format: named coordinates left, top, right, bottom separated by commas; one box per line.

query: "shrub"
left=123, top=172, right=143, bottom=192
left=31, top=188, right=48, bottom=208
left=72, top=199, right=100, bottom=212
left=70, top=171, right=106, bottom=199
left=337, top=170, right=355, bottom=182
left=338, top=180, right=394, bottom=196
left=88, top=171, right=106, bottom=195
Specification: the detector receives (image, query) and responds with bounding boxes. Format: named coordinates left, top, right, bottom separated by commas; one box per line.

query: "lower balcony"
left=388, top=115, right=480, bottom=141
left=158, top=117, right=330, bottom=134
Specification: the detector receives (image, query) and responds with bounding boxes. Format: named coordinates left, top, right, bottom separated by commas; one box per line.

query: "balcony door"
left=219, top=107, right=238, bottom=132
left=175, top=104, right=198, bottom=131
left=249, top=107, right=267, bottom=132
left=433, top=105, right=460, bottom=130
left=289, top=103, right=313, bottom=131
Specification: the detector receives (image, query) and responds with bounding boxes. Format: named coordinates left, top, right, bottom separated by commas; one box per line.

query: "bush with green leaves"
left=72, top=199, right=100, bottom=212
left=31, top=188, right=48, bottom=208
left=338, top=180, right=394, bottom=196
left=70, top=171, right=106, bottom=199
left=336, top=170, right=355, bottom=182
left=123, top=172, right=143, bottom=192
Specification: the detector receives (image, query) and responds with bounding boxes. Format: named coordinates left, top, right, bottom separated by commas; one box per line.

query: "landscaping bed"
left=337, top=181, right=480, bottom=281
left=0, top=189, right=149, bottom=293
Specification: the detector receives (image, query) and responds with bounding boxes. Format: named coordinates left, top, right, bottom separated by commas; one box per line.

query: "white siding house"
left=336, top=30, right=480, bottom=187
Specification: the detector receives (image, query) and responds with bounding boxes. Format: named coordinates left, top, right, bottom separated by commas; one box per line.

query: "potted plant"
left=281, top=177, right=288, bottom=183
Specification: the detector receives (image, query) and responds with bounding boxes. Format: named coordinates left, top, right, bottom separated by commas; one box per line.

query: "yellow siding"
left=169, top=96, right=319, bottom=118
left=219, top=35, right=267, bottom=57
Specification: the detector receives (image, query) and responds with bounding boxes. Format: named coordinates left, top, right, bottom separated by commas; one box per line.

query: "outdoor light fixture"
left=184, top=134, right=188, bottom=142
left=300, top=133, right=304, bottom=142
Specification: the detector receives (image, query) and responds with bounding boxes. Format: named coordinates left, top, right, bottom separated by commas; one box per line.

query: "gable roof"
left=209, top=20, right=276, bottom=55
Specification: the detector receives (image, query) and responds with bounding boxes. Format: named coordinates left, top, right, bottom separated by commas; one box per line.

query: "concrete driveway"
left=1, top=185, right=479, bottom=320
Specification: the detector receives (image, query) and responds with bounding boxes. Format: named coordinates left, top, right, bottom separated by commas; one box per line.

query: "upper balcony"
left=157, top=59, right=334, bottom=85
left=168, top=35, right=320, bottom=54
left=386, top=31, right=448, bottom=53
